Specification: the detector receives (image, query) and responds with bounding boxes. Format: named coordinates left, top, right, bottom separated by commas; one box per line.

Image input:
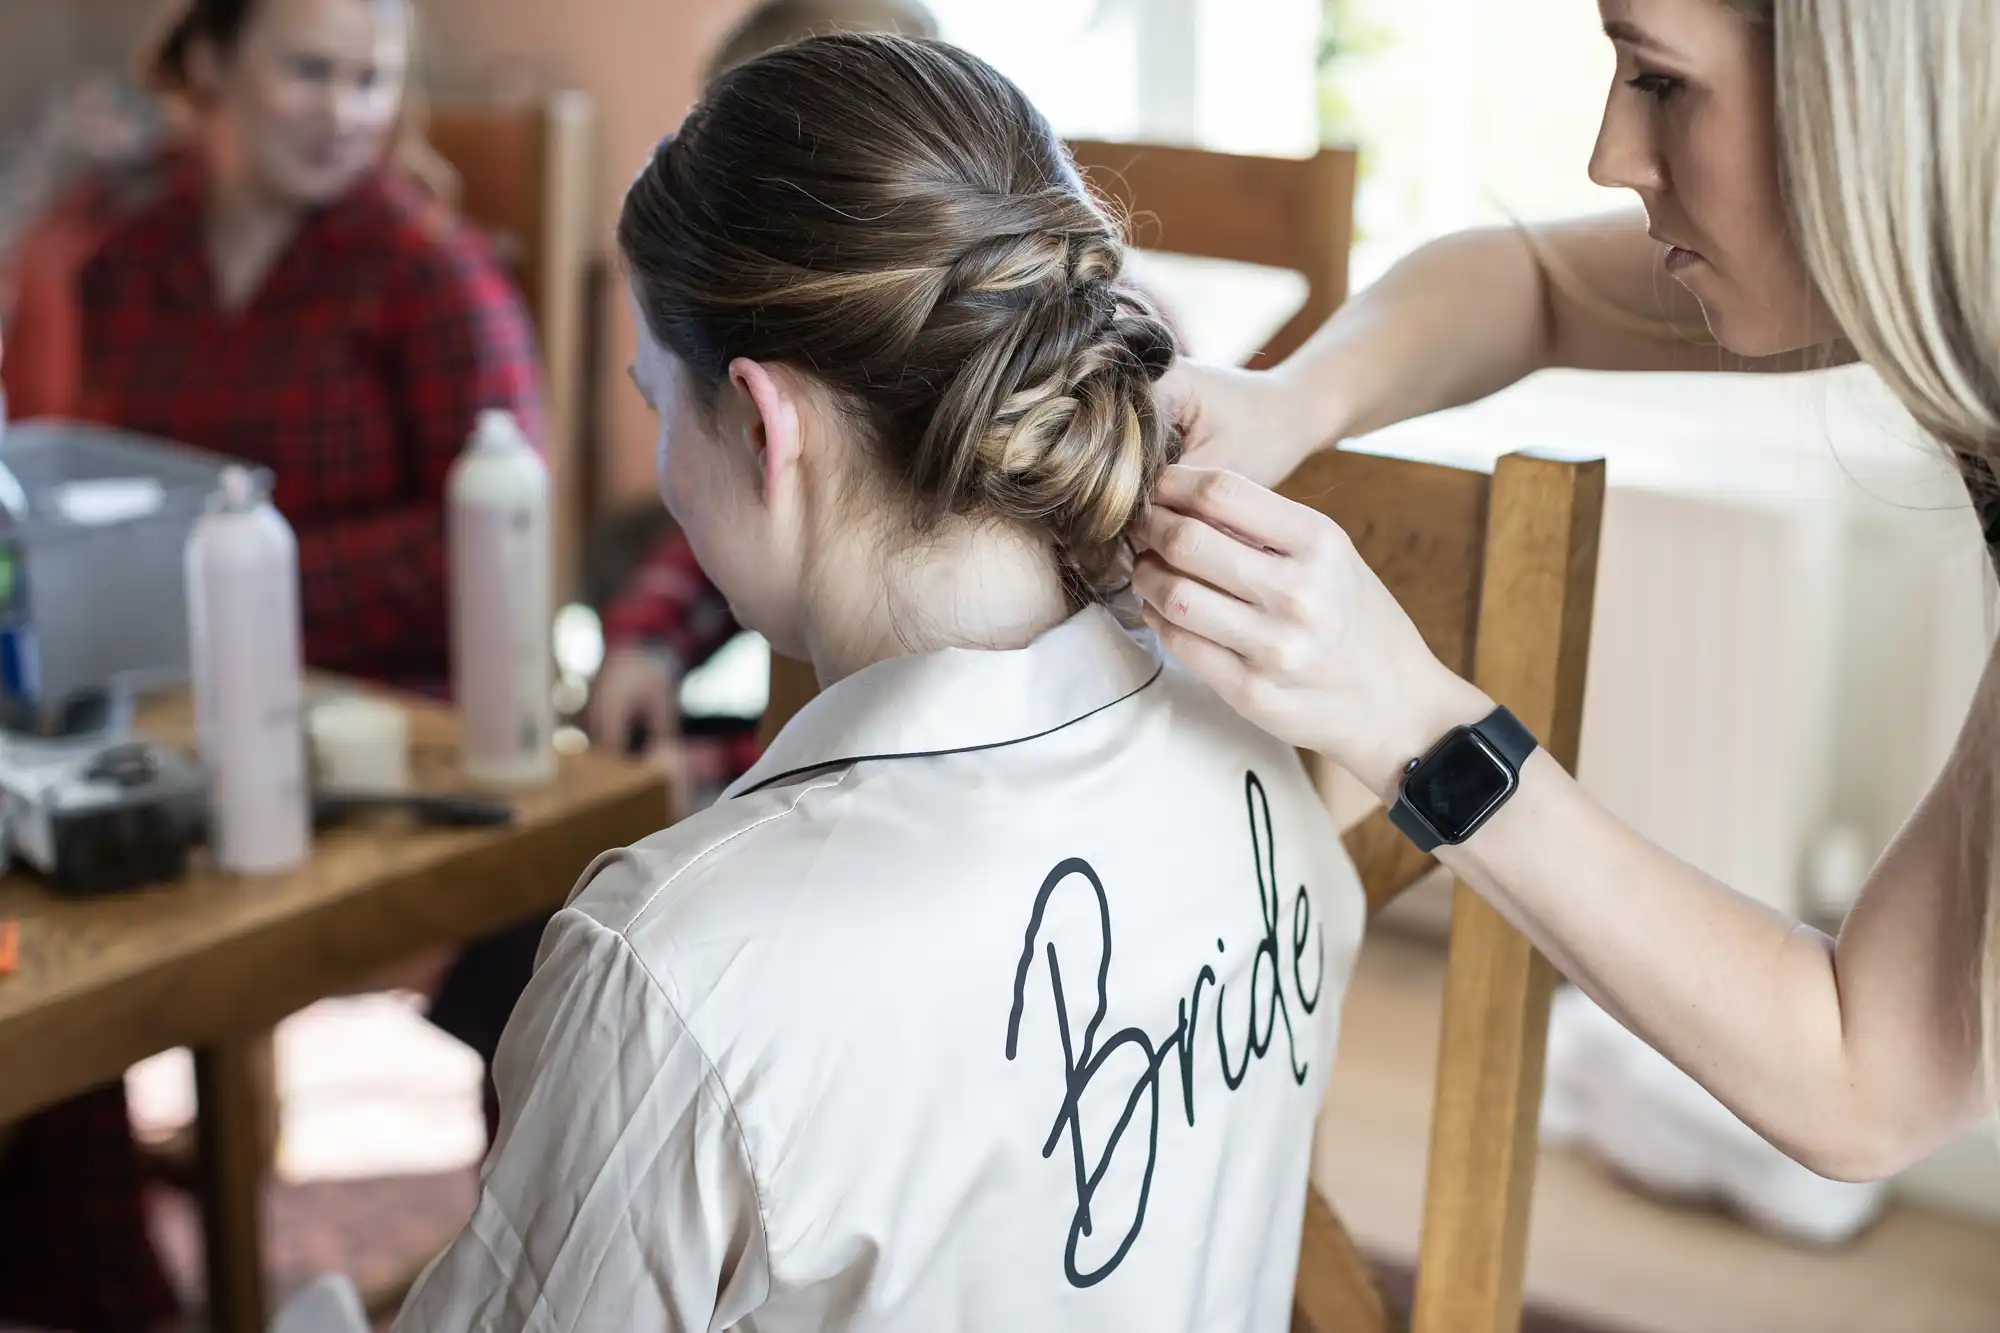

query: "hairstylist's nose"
left=1588, top=96, right=1664, bottom=194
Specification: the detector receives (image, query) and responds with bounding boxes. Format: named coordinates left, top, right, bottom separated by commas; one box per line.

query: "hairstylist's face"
left=627, top=286, right=815, bottom=660
left=194, top=0, right=408, bottom=207
left=1591, top=0, right=1838, bottom=355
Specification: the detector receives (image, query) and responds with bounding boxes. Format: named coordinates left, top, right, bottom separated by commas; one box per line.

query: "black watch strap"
left=1479, top=706, right=1538, bottom=770
left=1388, top=706, right=1538, bottom=853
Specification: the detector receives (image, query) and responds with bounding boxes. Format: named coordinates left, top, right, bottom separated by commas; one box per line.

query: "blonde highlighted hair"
left=1738, top=0, right=2000, bottom=1102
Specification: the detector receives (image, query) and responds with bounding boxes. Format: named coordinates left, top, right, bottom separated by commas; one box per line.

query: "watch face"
left=1405, top=730, right=1515, bottom=842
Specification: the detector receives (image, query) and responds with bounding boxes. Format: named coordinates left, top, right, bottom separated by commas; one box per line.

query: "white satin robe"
left=396, top=604, right=1366, bottom=1332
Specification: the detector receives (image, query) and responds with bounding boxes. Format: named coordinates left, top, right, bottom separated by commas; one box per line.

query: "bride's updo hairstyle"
left=618, top=33, right=1179, bottom=600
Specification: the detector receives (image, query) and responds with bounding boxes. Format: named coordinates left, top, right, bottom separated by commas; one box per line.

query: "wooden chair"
left=426, top=93, right=597, bottom=603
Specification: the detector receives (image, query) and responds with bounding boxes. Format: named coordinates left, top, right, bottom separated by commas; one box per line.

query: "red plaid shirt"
left=601, top=527, right=740, bottom=669
left=77, top=160, right=544, bottom=686
left=601, top=528, right=764, bottom=786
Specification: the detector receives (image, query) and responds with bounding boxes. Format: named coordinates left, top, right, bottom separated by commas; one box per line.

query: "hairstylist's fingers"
left=1134, top=505, right=1283, bottom=605
left=1151, top=466, right=1323, bottom=556
left=1139, top=602, right=1253, bottom=701
left=1131, top=552, right=1274, bottom=662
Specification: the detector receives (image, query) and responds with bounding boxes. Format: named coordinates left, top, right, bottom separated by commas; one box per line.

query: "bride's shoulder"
left=564, top=766, right=856, bottom=936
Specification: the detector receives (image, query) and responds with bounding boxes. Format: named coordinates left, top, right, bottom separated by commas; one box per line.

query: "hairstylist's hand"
left=1157, top=360, right=1327, bottom=488
left=1133, top=466, right=1493, bottom=800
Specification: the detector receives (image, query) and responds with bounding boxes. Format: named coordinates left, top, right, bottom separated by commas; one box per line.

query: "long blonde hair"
left=1740, top=0, right=2000, bottom=1101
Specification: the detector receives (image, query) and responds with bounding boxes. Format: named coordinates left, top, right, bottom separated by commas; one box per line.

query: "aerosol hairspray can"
left=448, top=408, right=555, bottom=788
left=186, top=466, right=310, bottom=874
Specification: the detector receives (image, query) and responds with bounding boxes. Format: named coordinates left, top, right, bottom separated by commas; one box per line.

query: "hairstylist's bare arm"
left=1133, top=467, right=1982, bottom=1180
left=1452, top=665, right=1989, bottom=1183
left=1164, top=211, right=1838, bottom=485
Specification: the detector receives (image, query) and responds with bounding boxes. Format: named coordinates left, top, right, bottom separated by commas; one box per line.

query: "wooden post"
left=1410, top=453, right=1604, bottom=1333
left=539, top=92, right=596, bottom=607
left=195, top=1033, right=274, bottom=1333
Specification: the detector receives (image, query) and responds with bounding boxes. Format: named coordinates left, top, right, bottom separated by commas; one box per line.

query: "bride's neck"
left=801, top=516, right=1070, bottom=685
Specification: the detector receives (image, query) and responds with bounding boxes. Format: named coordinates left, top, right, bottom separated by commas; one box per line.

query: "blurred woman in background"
left=80, top=0, right=537, bottom=687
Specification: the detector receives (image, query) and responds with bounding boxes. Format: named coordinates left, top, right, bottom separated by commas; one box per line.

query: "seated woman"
left=77, top=0, right=538, bottom=688
left=399, top=35, right=1365, bottom=1331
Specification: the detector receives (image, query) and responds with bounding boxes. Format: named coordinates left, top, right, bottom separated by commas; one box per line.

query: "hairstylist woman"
left=1135, top=0, right=1998, bottom=1182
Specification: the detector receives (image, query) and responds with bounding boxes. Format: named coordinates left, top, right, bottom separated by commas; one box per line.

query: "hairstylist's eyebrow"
left=1603, top=19, right=1679, bottom=56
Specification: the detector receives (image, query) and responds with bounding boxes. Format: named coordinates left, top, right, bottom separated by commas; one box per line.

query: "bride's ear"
left=726, top=357, right=805, bottom=505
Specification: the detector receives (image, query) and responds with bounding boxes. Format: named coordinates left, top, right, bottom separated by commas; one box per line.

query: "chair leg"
left=1291, top=1185, right=1390, bottom=1333
left=151, top=1034, right=280, bottom=1191
left=1408, top=887, right=1557, bottom=1333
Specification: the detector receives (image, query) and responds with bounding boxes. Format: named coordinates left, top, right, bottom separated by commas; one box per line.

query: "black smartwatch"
left=1387, top=706, right=1539, bottom=853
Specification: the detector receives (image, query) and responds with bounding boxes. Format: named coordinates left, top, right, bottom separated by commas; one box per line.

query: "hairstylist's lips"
left=1651, top=229, right=1706, bottom=275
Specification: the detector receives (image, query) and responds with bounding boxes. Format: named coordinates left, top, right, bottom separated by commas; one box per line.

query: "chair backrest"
left=1063, top=139, right=1357, bottom=366
left=425, top=93, right=596, bottom=602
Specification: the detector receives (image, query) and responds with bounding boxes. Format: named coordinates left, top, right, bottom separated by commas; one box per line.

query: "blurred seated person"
left=0, top=75, right=176, bottom=421
left=588, top=0, right=940, bottom=787
left=76, top=0, right=536, bottom=685
left=0, top=0, right=538, bottom=1325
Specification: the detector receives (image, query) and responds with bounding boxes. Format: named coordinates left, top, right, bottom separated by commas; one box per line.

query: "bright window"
left=928, top=0, right=1320, bottom=154
left=932, top=0, right=1633, bottom=290
left=1330, top=0, right=1628, bottom=284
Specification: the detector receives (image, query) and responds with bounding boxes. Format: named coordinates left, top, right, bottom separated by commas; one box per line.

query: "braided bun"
left=619, top=33, right=1180, bottom=599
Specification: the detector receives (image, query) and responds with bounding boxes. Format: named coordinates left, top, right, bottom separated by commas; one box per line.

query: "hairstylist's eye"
left=1625, top=72, right=1684, bottom=103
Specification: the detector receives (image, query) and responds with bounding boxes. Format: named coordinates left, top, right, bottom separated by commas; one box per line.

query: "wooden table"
left=0, top=690, right=671, bottom=1333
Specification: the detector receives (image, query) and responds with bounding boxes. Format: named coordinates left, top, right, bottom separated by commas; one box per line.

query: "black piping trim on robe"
left=730, top=663, right=1168, bottom=799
